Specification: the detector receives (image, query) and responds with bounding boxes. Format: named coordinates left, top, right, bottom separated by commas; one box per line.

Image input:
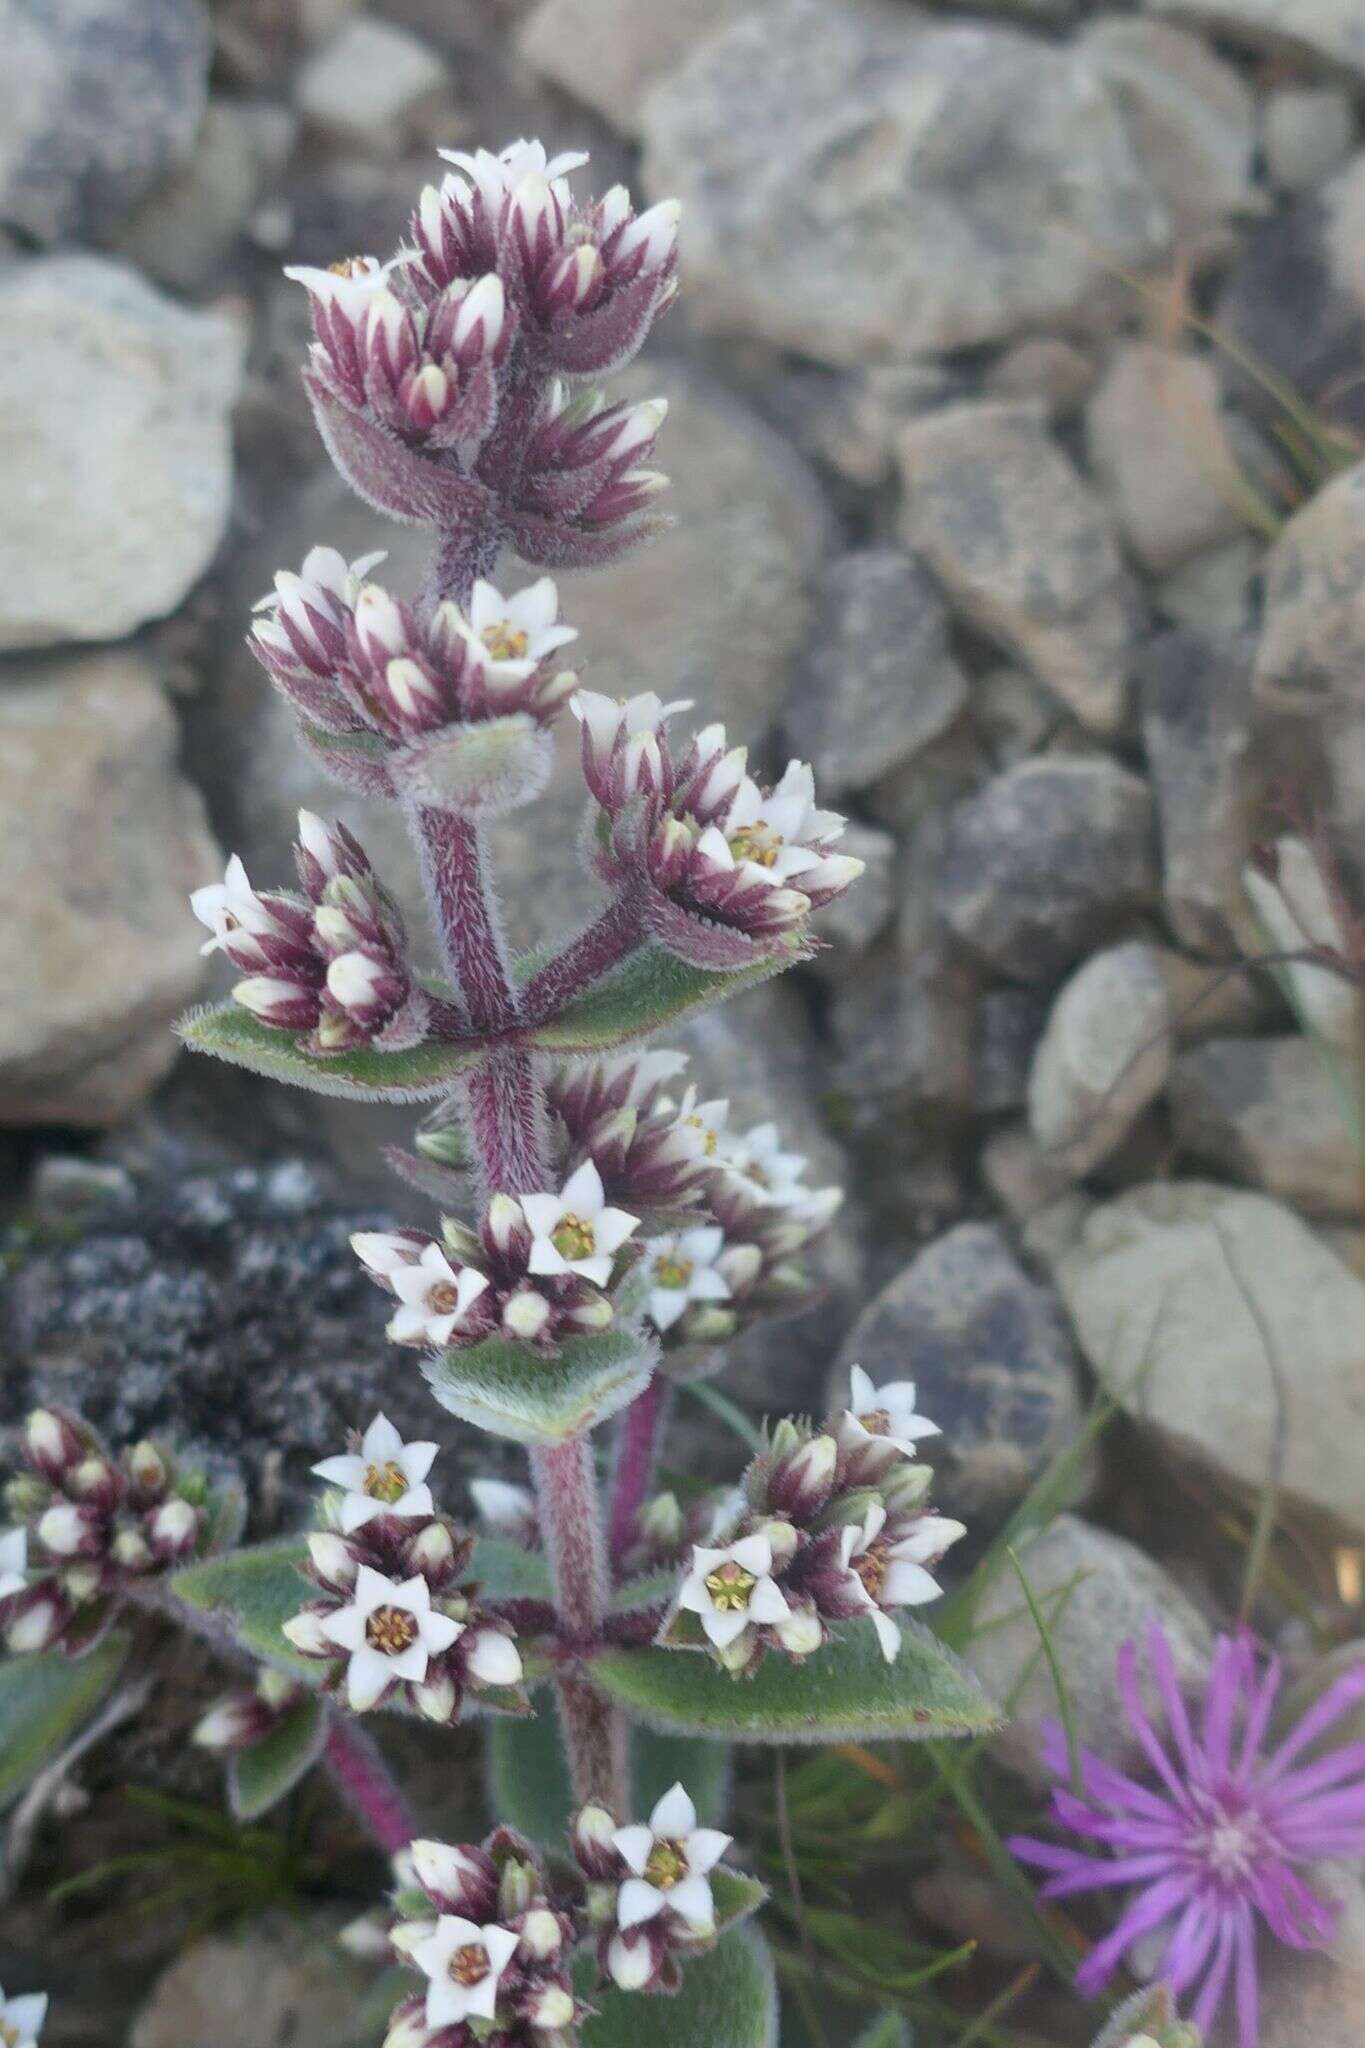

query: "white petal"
left=649, top=1287, right=687, bottom=1331
left=483, top=1922, right=521, bottom=1974
left=747, top=1576, right=792, bottom=1625
left=594, top=1206, right=640, bottom=1255
left=611, top=1823, right=655, bottom=1878
left=571, top=1253, right=613, bottom=1288
left=527, top=1238, right=569, bottom=1277
left=650, top=1782, right=698, bottom=1840
left=668, top=1873, right=716, bottom=1932
left=730, top=1533, right=774, bottom=1578
left=421, top=1610, right=463, bottom=1655
left=347, top=1646, right=395, bottom=1710
left=561, top=1158, right=606, bottom=1214
left=617, top=1877, right=666, bottom=1929
left=883, top=1561, right=944, bottom=1607
left=848, top=1365, right=875, bottom=1412
left=870, top=1610, right=902, bottom=1663
left=312, top=1453, right=367, bottom=1489
left=386, top=1639, right=433, bottom=1683
left=684, top=1827, right=732, bottom=1876
left=361, top=1414, right=405, bottom=1463
left=520, top=1192, right=564, bottom=1237
left=320, top=1604, right=368, bottom=1653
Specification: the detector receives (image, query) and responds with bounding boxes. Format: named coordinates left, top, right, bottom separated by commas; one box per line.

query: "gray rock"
left=1254, top=456, right=1365, bottom=711
left=756, top=361, right=964, bottom=489
left=1259, top=1905, right=1365, bottom=2048
left=0, top=651, right=219, bottom=1127
left=829, top=941, right=978, bottom=1133
left=1214, top=154, right=1365, bottom=438
left=976, top=987, right=1049, bottom=1118
left=1028, top=941, right=1172, bottom=1179
left=0, top=256, right=243, bottom=650
left=109, top=99, right=263, bottom=293
left=935, top=758, right=1158, bottom=985
left=1085, top=344, right=1252, bottom=574
left=981, top=1121, right=1083, bottom=1228
left=1242, top=833, right=1360, bottom=1056
left=1140, top=627, right=1255, bottom=953
left=295, top=15, right=448, bottom=157
left=1149, top=0, right=1365, bottom=83
left=1079, top=18, right=1257, bottom=237
left=899, top=402, right=1141, bottom=735
left=1155, top=535, right=1259, bottom=640
left=3, top=1156, right=448, bottom=1513
left=964, top=1514, right=1212, bottom=1787
left=780, top=550, right=968, bottom=797
left=835, top=1222, right=1088, bottom=1526
left=973, top=666, right=1063, bottom=769
left=1263, top=86, right=1357, bottom=192
left=984, top=338, right=1097, bottom=418
left=1170, top=1035, right=1362, bottom=1216
left=131, top=1917, right=368, bottom=2048
left=0, top=0, right=210, bottom=244
left=209, top=360, right=828, bottom=952
left=517, top=0, right=740, bottom=136
left=1057, top=1181, right=1365, bottom=1536
left=641, top=0, right=1170, bottom=368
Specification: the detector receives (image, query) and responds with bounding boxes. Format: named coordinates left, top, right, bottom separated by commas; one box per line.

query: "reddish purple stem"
left=532, top=1432, right=627, bottom=1807
left=323, top=1715, right=418, bottom=1853
left=412, top=805, right=519, bottom=1035
left=521, top=892, right=646, bottom=1023
left=609, top=1373, right=671, bottom=1566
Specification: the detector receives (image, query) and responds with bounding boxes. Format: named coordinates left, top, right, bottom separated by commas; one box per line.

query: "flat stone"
left=1079, top=18, right=1257, bottom=237
left=517, top=0, right=739, bottom=136
left=1028, top=941, right=1172, bottom=1179
left=0, top=255, right=242, bottom=650
left=1169, top=1035, right=1362, bottom=1216
left=1085, top=344, right=1252, bottom=574
left=1242, top=834, right=1360, bottom=1056
left=976, top=987, right=1049, bottom=1118
left=109, top=99, right=263, bottom=293
left=834, top=1222, right=1088, bottom=1526
left=1140, top=627, right=1255, bottom=953
left=899, top=402, right=1141, bottom=735
left=131, top=1917, right=363, bottom=2048
left=781, top=549, right=968, bottom=796
left=1214, top=154, right=1365, bottom=438
left=756, top=361, right=963, bottom=487
left=0, top=651, right=219, bottom=1127
left=964, top=1514, right=1212, bottom=1787
left=985, top=338, right=1097, bottom=417
left=1254, top=455, right=1365, bottom=711
left=829, top=941, right=978, bottom=1132
left=208, top=360, right=828, bottom=952
left=295, top=15, right=448, bottom=157
left=1057, top=1181, right=1365, bottom=1536
left=1148, top=0, right=1365, bottom=83
left=1154, top=536, right=1259, bottom=641
left=0, top=0, right=210, bottom=243
left=1263, top=86, right=1357, bottom=191
left=641, top=0, right=1169, bottom=367
left=935, top=757, right=1158, bottom=985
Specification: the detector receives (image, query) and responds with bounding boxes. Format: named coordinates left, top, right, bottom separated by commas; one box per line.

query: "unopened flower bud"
left=771, top=1433, right=838, bottom=1520
left=194, top=1696, right=257, bottom=1751
left=127, top=1441, right=169, bottom=1496
left=499, top=1857, right=536, bottom=1918
left=308, top=1531, right=359, bottom=1590
left=39, top=1502, right=97, bottom=1558
left=503, top=1289, right=552, bottom=1342
left=258, top=1667, right=300, bottom=1710
left=408, top=1521, right=456, bottom=1580
left=716, top=1631, right=759, bottom=1674
left=519, top=1907, right=563, bottom=1960
left=526, top=1983, right=575, bottom=2029
left=413, top=1672, right=458, bottom=1723
left=607, top=1928, right=656, bottom=1991
left=283, top=1608, right=334, bottom=1657
left=8, top=1589, right=67, bottom=1653
left=640, top=1492, right=683, bottom=1551
left=26, top=1407, right=83, bottom=1480
left=565, top=1291, right=614, bottom=1333
left=484, top=1193, right=524, bottom=1254
left=752, top=1516, right=800, bottom=1568
left=149, top=1497, right=199, bottom=1559
left=111, top=1527, right=153, bottom=1573
left=6, top=1476, right=47, bottom=1519
left=775, top=1603, right=825, bottom=1658
left=466, top=1627, right=523, bottom=1689
left=571, top=1804, right=620, bottom=1880
left=62, top=1562, right=103, bottom=1602
left=382, top=2000, right=433, bottom=2048
left=881, top=1461, right=935, bottom=1513
left=411, top=1837, right=498, bottom=1918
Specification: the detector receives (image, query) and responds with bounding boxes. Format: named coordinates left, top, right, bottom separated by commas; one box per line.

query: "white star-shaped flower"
left=409, top=1913, right=521, bottom=2028
left=725, top=1120, right=811, bottom=1205
left=662, top=1083, right=733, bottom=1164
left=387, top=1244, right=490, bottom=1348
left=571, top=689, right=693, bottom=796
left=189, top=854, right=281, bottom=958
left=0, top=1986, right=48, bottom=2048
left=438, top=138, right=589, bottom=212
left=319, top=1565, right=462, bottom=1711
left=251, top=544, right=386, bottom=661
left=643, top=1226, right=731, bottom=1333
left=0, top=1528, right=27, bottom=1601
left=521, top=1161, right=638, bottom=1288
left=351, top=1230, right=424, bottom=1280
left=677, top=1531, right=791, bottom=1650
left=312, top=1415, right=439, bottom=1533
left=839, top=1503, right=967, bottom=1664
left=282, top=255, right=394, bottom=318
left=612, top=1783, right=732, bottom=1935
left=841, top=1365, right=941, bottom=1463
left=456, top=577, right=577, bottom=684
left=719, top=761, right=846, bottom=886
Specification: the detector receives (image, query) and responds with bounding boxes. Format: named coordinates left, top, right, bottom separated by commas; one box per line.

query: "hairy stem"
left=521, top=892, right=646, bottom=1023
left=412, top=804, right=520, bottom=1035
left=533, top=1434, right=628, bottom=1809
left=464, top=1047, right=550, bottom=1194
left=322, top=1715, right=418, bottom=1853
left=609, top=1373, right=672, bottom=1566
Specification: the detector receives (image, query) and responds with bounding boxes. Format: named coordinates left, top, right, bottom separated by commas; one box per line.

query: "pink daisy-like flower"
left=1010, top=1623, right=1365, bottom=2048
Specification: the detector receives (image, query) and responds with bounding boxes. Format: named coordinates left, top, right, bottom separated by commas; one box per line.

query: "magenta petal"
left=1234, top=1904, right=1260, bottom=2048
left=1190, top=1913, right=1237, bottom=2040
left=1161, top=1892, right=1219, bottom=1998
left=1262, top=1663, right=1365, bottom=1783
left=1075, top=1873, right=1190, bottom=1996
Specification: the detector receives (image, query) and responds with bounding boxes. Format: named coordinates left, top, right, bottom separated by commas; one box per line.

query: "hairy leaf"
left=578, top=1925, right=778, bottom=2047
left=177, top=1003, right=483, bottom=1103
left=0, top=1633, right=130, bottom=1810
left=171, top=1540, right=317, bottom=1680
left=487, top=1698, right=732, bottom=1845
left=392, top=717, right=553, bottom=815
left=525, top=938, right=807, bottom=1053
left=228, top=1696, right=327, bottom=1821
left=589, top=1622, right=1001, bottom=1745
left=469, top=1536, right=553, bottom=1602
left=423, top=1328, right=657, bottom=1445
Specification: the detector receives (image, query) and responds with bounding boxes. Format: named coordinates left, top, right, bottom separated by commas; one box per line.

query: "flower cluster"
left=354, top=1159, right=640, bottom=1357
left=284, top=1417, right=523, bottom=1718
left=252, top=552, right=583, bottom=806
left=575, top=694, right=863, bottom=963
left=193, top=1666, right=306, bottom=1755
left=191, top=814, right=428, bottom=1050
left=1, top=1410, right=218, bottom=1657
left=661, top=1369, right=963, bottom=1674
left=545, top=1050, right=716, bottom=1219
left=1012, top=1625, right=1365, bottom=2048
left=287, top=139, right=676, bottom=565
left=571, top=1783, right=732, bottom=1995
left=387, top=1826, right=587, bottom=2045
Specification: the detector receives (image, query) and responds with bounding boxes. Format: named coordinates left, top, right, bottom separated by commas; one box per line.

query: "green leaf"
left=525, top=938, right=807, bottom=1053
left=487, top=1697, right=732, bottom=1845
left=854, top=2015, right=914, bottom=2048
left=423, top=1328, right=656, bottom=1445
left=171, top=1540, right=316, bottom=1680
left=589, top=1622, right=1001, bottom=1746
left=227, top=1696, right=327, bottom=1821
left=0, top=1633, right=130, bottom=1810
left=177, top=1002, right=483, bottom=1103
left=579, top=1925, right=778, bottom=2047
left=469, top=1536, right=553, bottom=1602
left=1092, top=1985, right=1200, bottom=2048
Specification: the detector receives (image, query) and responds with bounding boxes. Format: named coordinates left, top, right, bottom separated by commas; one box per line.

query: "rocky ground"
left=4, top=0, right=1365, bottom=2042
